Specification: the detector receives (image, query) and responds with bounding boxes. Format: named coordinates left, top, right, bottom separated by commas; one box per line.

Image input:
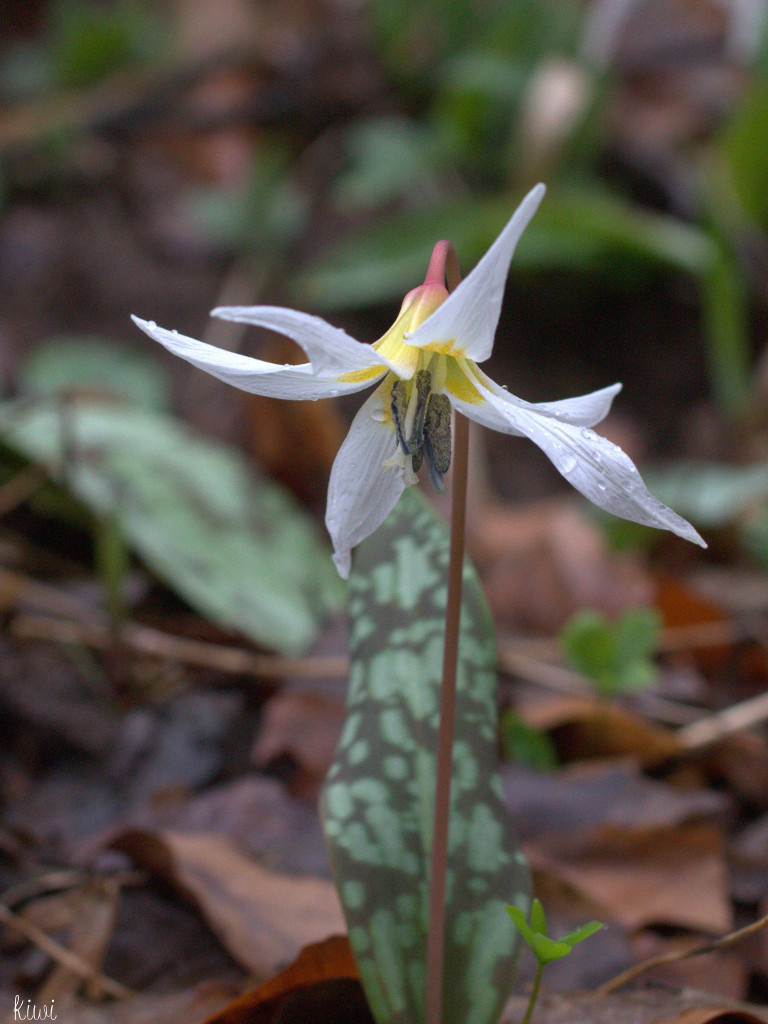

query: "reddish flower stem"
left=424, top=408, right=470, bottom=1024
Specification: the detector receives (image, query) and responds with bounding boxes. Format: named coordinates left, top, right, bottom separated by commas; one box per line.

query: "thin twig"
left=425, top=411, right=470, bottom=1024
left=497, top=645, right=702, bottom=726
left=0, top=566, right=100, bottom=621
left=1, top=871, right=89, bottom=909
left=0, top=901, right=132, bottom=1000
left=677, top=690, right=768, bottom=750
left=598, top=913, right=768, bottom=995
left=499, top=616, right=765, bottom=665
left=10, top=612, right=347, bottom=681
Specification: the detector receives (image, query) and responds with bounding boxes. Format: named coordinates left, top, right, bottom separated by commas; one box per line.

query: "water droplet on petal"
left=560, top=453, right=578, bottom=474
left=329, top=389, right=339, bottom=397
left=597, top=482, right=607, bottom=492
left=148, top=321, right=156, bottom=330
left=501, top=384, right=509, bottom=391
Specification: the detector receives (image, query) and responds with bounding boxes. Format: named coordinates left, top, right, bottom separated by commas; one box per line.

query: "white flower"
left=133, top=183, right=704, bottom=577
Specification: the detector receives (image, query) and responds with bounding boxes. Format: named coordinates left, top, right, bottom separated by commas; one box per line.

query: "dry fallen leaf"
left=500, top=988, right=768, bottom=1024
left=102, top=775, right=330, bottom=877
left=198, top=934, right=368, bottom=1024
left=628, top=931, right=748, bottom=1001
left=251, top=691, right=344, bottom=797
left=502, top=760, right=728, bottom=841
left=36, top=878, right=122, bottom=1003
left=517, top=694, right=682, bottom=764
left=528, top=821, right=732, bottom=934
left=470, top=501, right=652, bottom=633
left=112, top=829, right=345, bottom=978
left=14, top=982, right=242, bottom=1024
left=654, top=575, right=733, bottom=676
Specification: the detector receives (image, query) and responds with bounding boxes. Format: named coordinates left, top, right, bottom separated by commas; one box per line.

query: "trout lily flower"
left=133, top=183, right=704, bottom=577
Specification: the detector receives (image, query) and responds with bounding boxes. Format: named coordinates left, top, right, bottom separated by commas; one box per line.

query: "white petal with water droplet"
left=132, top=316, right=383, bottom=400
left=451, top=373, right=706, bottom=547
left=326, top=381, right=406, bottom=578
left=212, top=305, right=401, bottom=377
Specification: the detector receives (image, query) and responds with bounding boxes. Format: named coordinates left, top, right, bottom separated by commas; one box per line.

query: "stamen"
left=390, top=379, right=409, bottom=454
left=408, top=370, right=432, bottom=453
left=423, top=394, right=452, bottom=492
left=391, top=371, right=433, bottom=456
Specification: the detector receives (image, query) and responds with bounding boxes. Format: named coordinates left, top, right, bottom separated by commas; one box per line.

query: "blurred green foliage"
left=18, top=335, right=171, bottom=409
left=499, top=710, right=558, bottom=770
left=49, top=0, right=166, bottom=88
left=0, top=338, right=343, bottom=654
left=561, top=606, right=662, bottom=696
left=287, top=0, right=766, bottom=422
left=1, top=0, right=767, bottom=522
left=0, top=0, right=166, bottom=101
left=2, top=0, right=764, bottom=422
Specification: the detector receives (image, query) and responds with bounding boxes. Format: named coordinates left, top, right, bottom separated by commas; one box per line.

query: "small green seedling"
left=499, top=710, right=558, bottom=771
left=561, top=606, right=662, bottom=695
left=506, top=898, right=604, bottom=1024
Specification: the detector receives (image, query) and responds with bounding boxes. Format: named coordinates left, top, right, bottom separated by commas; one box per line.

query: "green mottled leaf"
left=0, top=398, right=342, bottom=654
left=321, top=489, right=529, bottom=1024
left=614, top=607, right=661, bottom=666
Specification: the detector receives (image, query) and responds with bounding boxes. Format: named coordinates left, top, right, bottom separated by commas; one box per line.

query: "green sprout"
left=560, top=606, right=662, bottom=696
left=506, top=898, right=604, bottom=1024
left=499, top=710, right=558, bottom=771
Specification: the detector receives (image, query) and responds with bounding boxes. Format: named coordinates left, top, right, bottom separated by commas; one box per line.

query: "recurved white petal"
left=452, top=380, right=706, bottom=547
left=479, top=369, right=623, bottom=426
left=406, top=183, right=546, bottom=362
left=325, top=381, right=405, bottom=578
left=132, top=316, right=382, bottom=399
left=212, top=305, right=397, bottom=377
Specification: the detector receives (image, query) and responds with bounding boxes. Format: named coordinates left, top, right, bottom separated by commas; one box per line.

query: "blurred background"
left=3, top=0, right=768, bottom=1018
left=2, top=0, right=767, bottom=457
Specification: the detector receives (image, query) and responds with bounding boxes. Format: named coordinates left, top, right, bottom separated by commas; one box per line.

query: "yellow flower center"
left=336, top=274, right=486, bottom=488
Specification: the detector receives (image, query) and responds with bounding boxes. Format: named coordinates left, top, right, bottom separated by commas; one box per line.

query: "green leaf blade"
left=322, top=490, right=529, bottom=1024
left=0, top=398, right=342, bottom=654
left=560, top=921, right=605, bottom=947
